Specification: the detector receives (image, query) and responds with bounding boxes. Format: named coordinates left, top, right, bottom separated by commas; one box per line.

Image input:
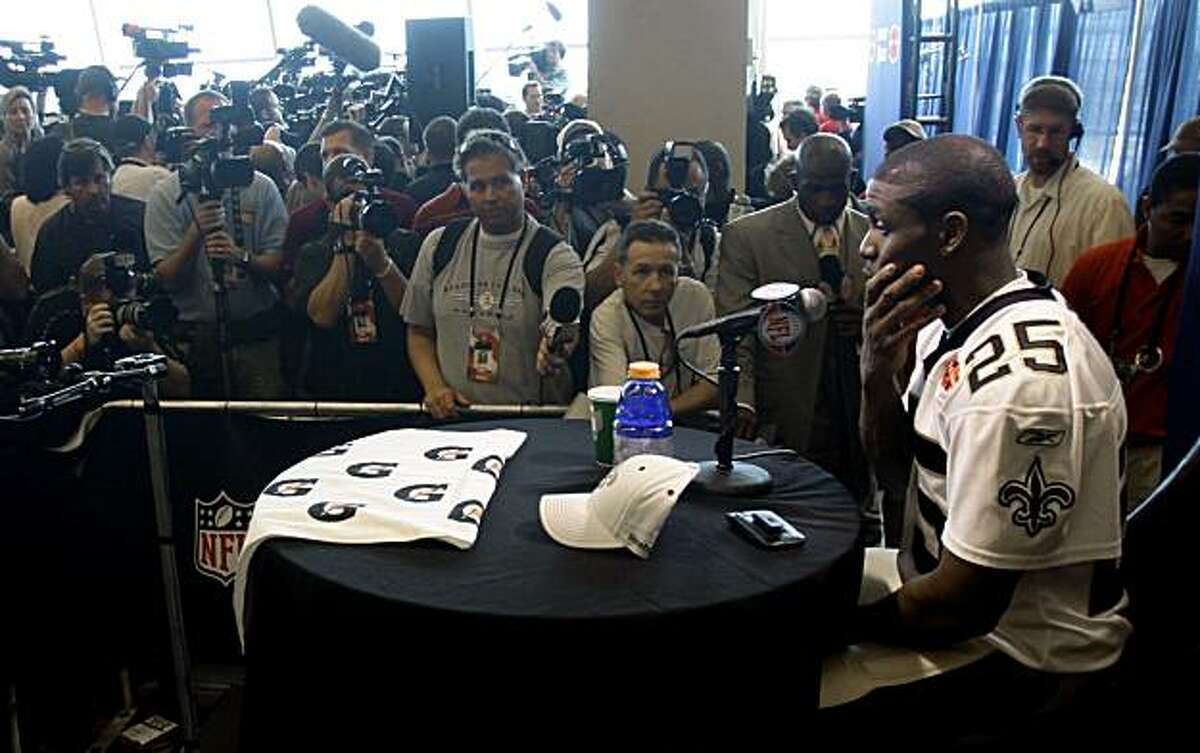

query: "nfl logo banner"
left=195, top=491, right=255, bottom=586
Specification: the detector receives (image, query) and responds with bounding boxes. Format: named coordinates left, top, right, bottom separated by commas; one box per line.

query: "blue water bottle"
left=613, top=361, right=674, bottom=464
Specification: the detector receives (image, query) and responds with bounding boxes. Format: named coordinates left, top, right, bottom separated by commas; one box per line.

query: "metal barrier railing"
left=98, top=400, right=572, bottom=418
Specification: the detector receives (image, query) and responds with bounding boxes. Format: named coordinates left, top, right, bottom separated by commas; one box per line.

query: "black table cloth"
left=241, top=418, right=862, bottom=745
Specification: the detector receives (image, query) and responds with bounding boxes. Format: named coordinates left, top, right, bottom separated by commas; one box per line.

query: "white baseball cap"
left=539, top=454, right=699, bottom=558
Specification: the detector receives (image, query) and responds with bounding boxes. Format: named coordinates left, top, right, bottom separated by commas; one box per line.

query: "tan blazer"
left=716, top=200, right=869, bottom=452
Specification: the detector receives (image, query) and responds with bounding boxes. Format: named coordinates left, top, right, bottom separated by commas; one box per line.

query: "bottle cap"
left=627, top=361, right=661, bottom=380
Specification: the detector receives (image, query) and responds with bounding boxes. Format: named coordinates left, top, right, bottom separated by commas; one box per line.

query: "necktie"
left=816, top=225, right=844, bottom=294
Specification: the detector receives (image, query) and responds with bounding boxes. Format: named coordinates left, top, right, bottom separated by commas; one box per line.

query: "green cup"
left=587, top=385, right=622, bottom=466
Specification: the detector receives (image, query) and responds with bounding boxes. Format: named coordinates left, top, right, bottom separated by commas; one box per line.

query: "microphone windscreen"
left=297, top=5, right=381, bottom=72
left=548, top=287, right=582, bottom=324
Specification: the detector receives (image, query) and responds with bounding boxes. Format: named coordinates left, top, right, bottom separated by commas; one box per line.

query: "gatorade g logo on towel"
left=449, top=499, right=485, bottom=526
left=314, top=442, right=354, bottom=457
left=195, top=491, right=255, bottom=586
left=346, top=462, right=398, bottom=478
left=262, top=478, right=319, bottom=497
left=471, top=455, right=504, bottom=480
left=394, top=484, right=450, bottom=503
left=308, top=501, right=366, bottom=522
left=425, top=446, right=472, bottom=461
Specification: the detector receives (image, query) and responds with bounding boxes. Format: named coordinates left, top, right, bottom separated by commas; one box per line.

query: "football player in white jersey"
left=819, top=134, right=1129, bottom=744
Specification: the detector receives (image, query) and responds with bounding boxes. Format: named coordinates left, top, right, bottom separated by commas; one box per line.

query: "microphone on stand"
left=678, top=282, right=826, bottom=496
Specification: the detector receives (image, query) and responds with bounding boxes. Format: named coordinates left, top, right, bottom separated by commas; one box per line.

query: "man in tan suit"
left=717, top=134, right=870, bottom=500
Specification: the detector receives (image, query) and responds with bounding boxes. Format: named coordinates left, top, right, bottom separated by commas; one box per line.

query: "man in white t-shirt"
left=821, top=134, right=1128, bottom=744
left=589, top=219, right=718, bottom=418
left=110, top=115, right=172, bottom=201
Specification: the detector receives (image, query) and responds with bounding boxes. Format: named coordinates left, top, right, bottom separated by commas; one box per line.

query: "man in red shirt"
left=1061, top=154, right=1199, bottom=503
left=282, top=121, right=416, bottom=284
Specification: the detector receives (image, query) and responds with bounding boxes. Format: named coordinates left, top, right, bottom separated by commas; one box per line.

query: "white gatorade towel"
left=233, top=428, right=526, bottom=643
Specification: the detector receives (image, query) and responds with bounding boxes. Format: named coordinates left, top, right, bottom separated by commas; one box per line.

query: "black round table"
left=241, top=418, right=861, bottom=745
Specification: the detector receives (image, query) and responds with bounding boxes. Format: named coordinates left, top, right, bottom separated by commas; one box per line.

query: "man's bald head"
left=793, top=133, right=852, bottom=225
left=873, top=134, right=1017, bottom=243
left=796, top=133, right=851, bottom=181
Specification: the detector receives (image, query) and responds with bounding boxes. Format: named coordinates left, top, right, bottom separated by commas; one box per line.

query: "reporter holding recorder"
left=401, top=130, right=584, bottom=418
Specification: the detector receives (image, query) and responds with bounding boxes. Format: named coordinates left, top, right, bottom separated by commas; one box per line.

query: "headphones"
left=74, top=66, right=119, bottom=106
left=1017, top=75, right=1085, bottom=146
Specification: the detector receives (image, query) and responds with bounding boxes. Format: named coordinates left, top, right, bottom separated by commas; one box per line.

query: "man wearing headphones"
left=1010, top=75, right=1134, bottom=283
left=63, top=65, right=120, bottom=156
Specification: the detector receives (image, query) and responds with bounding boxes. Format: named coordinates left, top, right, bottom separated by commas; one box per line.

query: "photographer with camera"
left=51, top=252, right=189, bottom=395
left=144, top=90, right=289, bottom=399
left=111, top=114, right=172, bottom=201
left=30, top=138, right=148, bottom=294
left=283, top=121, right=415, bottom=277
left=541, top=123, right=630, bottom=254
left=402, top=130, right=584, bottom=418
left=582, top=141, right=719, bottom=308
left=58, top=65, right=120, bottom=155
left=292, top=153, right=421, bottom=401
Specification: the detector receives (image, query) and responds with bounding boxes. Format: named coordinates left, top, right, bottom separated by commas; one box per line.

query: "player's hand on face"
left=861, top=263, right=944, bottom=389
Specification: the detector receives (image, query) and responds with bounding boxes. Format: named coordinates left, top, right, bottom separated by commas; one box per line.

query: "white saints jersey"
left=903, top=271, right=1131, bottom=672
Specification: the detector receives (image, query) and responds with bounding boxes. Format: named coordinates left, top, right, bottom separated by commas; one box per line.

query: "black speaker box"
left=405, top=17, right=475, bottom=128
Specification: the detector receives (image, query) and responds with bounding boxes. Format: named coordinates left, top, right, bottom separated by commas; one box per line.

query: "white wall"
left=588, top=0, right=750, bottom=192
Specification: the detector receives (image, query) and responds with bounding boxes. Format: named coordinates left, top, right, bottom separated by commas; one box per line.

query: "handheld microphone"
left=543, top=287, right=582, bottom=356
left=297, top=6, right=381, bottom=72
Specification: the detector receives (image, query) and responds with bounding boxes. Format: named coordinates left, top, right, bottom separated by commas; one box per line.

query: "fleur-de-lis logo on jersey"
left=998, top=457, right=1076, bottom=537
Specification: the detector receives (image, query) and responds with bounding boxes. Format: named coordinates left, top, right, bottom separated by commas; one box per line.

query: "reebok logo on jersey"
left=1016, top=428, right=1066, bottom=447
left=998, top=457, right=1076, bottom=537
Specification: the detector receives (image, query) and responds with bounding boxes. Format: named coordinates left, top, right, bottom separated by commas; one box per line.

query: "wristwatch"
left=239, top=248, right=252, bottom=267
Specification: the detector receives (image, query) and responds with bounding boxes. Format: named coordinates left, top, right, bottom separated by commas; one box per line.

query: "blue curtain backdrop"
left=1116, top=0, right=1199, bottom=202
left=1068, top=1, right=1136, bottom=179
left=951, top=0, right=1074, bottom=170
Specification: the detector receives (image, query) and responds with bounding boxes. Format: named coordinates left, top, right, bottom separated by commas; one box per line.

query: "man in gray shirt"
left=402, top=130, right=584, bottom=417
left=144, top=90, right=288, bottom=398
left=589, top=219, right=718, bottom=418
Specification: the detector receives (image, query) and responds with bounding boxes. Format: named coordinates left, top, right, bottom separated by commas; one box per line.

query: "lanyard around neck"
left=468, top=218, right=529, bottom=319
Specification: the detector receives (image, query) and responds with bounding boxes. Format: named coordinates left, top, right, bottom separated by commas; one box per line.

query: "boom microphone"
left=297, top=5, right=381, bottom=72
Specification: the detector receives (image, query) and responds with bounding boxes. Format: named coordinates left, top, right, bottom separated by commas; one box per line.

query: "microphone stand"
left=690, top=330, right=773, bottom=496
left=4, top=355, right=200, bottom=750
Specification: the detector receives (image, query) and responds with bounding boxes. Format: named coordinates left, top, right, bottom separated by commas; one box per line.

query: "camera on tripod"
left=325, top=154, right=398, bottom=240
left=659, top=141, right=704, bottom=229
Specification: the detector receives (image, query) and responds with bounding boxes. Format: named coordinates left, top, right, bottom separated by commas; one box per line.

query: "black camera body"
left=659, top=141, right=704, bottom=230
left=0, top=38, right=65, bottom=92
left=178, top=138, right=255, bottom=199
left=123, top=24, right=196, bottom=79
left=100, top=254, right=177, bottom=335
left=325, top=154, right=398, bottom=240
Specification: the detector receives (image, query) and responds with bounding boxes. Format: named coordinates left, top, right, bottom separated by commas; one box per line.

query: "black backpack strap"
left=432, top=218, right=473, bottom=280
left=522, top=225, right=564, bottom=299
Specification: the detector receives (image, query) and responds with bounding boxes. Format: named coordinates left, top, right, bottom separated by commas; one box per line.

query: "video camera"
left=123, top=23, right=197, bottom=79
left=325, top=154, right=398, bottom=239
left=530, top=131, right=627, bottom=208
left=177, top=100, right=260, bottom=199
left=0, top=37, right=66, bottom=92
left=659, top=141, right=704, bottom=229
